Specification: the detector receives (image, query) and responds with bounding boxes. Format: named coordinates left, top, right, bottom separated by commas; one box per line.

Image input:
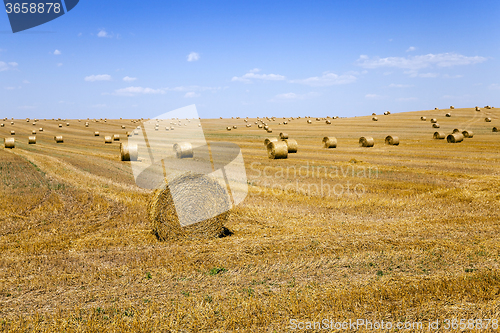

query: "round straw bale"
left=28, top=136, right=36, bottom=144
left=433, top=131, right=446, bottom=139
left=54, top=136, right=64, bottom=143
left=226, top=127, right=231, bottom=131
left=279, top=132, right=289, bottom=140
left=372, top=117, right=378, bottom=121
left=94, top=131, right=100, bottom=136
left=11, top=122, right=14, bottom=125
left=173, top=142, right=194, bottom=158
left=264, top=125, right=269, bottom=130
left=435, top=107, right=439, bottom=110
left=246, top=124, right=251, bottom=127
left=258, top=124, right=263, bottom=128
left=325, top=120, right=331, bottom=124
left=31, top=130, right=36, bottom=134
left=122, top=125, right=126, bottom=129
left=452, top=128, right=463, bottom=134
left=359, top=136, right=374, bottom=147
left=0, top=124, right=3, bottom=127
left=32, top=122, right=36, bottom=126
left=233, top=125, right=237, bottom=129
left=283, top=139, right=298, bottom=153
left=432, top=123, right=440, bottom=128
left=120, top=143, right=138, bottom=161
left=104, top=136, right=112, bottom=143
left=58, top=124, right=62, bottom=127
left=266, top=128, right=273, bottom=133
left=4, top=138, right=15, bottom=149
left=485, top=117, right=492, bottom=122
left=421, top=116, right=427, bottom=121
left=476, top=106, right=481, bottom=111
left=39, top=128, right=43, bottom=132
left=383, top=111, right=389, bottom=115
left=430, top=118, right=437, bottom=123
left=113, top=134, right=120, bottom=141
left=264, top=137, right=278, bottom=145
left=10, top=131, right=15, bottom=135
left=462, top=130, right=474, bottom=138
left=323, top=136, right=337, bottom=148
left=372, top=113, right=376, bottom=116
left=148, top=173, right=229, bottom=241
left=307, top=120, right=312, bottom=124
left=283, top=121, right=288, bottom=125
left=66, top=123, right=70, bottom=126
left=385, top=135, right=399, bottom=145
left=447, top=133, right=464, bottom=143
left=85, top=122, right=89, bottom=127
left=170, top=126, right=175, bottom=130
left=267, top=141, right=288, bottom=159
left=450, top=106, right=455, bottom=109
left=445, top=113, right=451, bottom=117
left=493, top=127, right=499, bottom=132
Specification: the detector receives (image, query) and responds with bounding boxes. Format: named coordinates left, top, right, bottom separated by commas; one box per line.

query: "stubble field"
left=1, top=107, right=500, bottom=332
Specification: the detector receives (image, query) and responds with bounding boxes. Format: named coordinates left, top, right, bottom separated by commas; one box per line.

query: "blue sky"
left=0, top=0, right=499, bottom=119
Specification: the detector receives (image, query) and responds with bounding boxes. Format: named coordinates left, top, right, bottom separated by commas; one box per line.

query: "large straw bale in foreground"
left=148, top=173, right=229, bottom=241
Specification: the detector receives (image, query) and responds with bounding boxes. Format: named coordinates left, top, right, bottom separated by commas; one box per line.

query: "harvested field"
left=1, top=108, right=500, bottom=331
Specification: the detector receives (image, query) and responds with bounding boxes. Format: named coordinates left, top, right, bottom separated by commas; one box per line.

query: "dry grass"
left=1, top=109, right=500, bottom=331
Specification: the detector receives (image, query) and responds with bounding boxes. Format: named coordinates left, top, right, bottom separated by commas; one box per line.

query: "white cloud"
left=273, top=92, right=319, bottom=100
left=166, top=86, right=223, bottom=92
left=112, top=86, right=166, bottom=96
left=18, top=105, right=36, bottom=110
left=404, top=71, right=439, bottom=78
left=406, top=46, right=416, bottom=52
left=22, top=80, right=30, bottom=84
left=397, top=97, right=418, bottom=101
left=53, top=49, right=61, bottom=55
left=357, top=53, right=487, bottom=70
left=91, top=104, right=107, bottom=108
left=85, top=74, right=111, bottom=82
left=57, top=63, right=63, bottom=67
left=97, top=29, right=110, bottom=38
left=388, top=83, right=413, bottom=88
left=78, top=33, right=82, bottom=37
left=289, top=72, right=357, bottom=86
left=123, top=76, right=137, bottom=82
left=184, top=92, right=200, bottom=98
left=489, top=84, right=500, bottom=90
left=249, top=68, right=261, bottom=73
left=187, top=52, right=200, bottom=62
left=232, top=71, right=286, bottom=83
left=365, top=94, right=384, bottom=99
left=4, top=87, right=16, bottom=90
left=0, top=61, right=18, bottom=71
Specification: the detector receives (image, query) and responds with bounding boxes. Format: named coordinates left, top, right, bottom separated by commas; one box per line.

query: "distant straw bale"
left=359, top=136, right=374, bottom=147
left=173, top=142, right=194, bottom=159
left=267, top=141, right=288, bottom=159
left=322, top=137, right=337, bottom=148
left=447, top=133, right=464, bottom=143
left=120, top=143, right=138, bottom=161
left=385, top=135, right=399, bottom=145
